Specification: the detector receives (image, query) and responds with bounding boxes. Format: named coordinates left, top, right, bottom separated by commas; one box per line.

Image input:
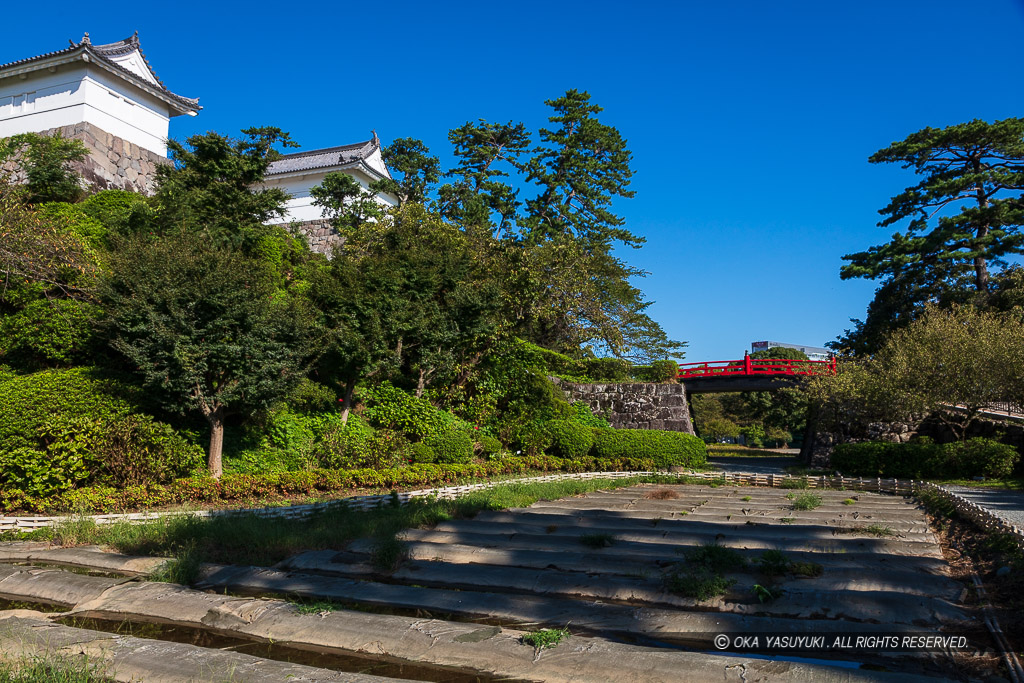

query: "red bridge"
left=678, top=354, right=836, bottom=382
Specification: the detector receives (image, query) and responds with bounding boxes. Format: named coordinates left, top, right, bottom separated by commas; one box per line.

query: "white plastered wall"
left=263, top=167, right=398, bottom=224
left=0, top=63, right=172, bottom=156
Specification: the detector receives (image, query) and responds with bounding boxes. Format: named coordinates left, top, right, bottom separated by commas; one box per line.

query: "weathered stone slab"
left=0, top=613, right=397, bottom=682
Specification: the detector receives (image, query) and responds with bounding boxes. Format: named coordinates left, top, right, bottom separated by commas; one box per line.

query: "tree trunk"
left=974, top=173, right=991, bottom=292
left=207, top=407, right=225, bottom=479
left=415, top=368, right=427, bottom=399
left=340, top=377, right=356, bottom=424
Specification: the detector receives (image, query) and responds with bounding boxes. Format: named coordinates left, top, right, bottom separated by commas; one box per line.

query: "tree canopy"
left=101, top=234, right=319, bottom=476
left=839, top=118, right=1024, bottom=353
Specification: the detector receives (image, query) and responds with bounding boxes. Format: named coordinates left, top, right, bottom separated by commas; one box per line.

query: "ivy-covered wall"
left=552, top=378, right=694, bottom=434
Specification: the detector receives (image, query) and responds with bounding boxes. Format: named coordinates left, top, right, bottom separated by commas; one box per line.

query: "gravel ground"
left=945, top=485, right=1024, bottom=529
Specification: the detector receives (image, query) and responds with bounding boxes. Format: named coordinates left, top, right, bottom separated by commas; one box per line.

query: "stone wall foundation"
left=552, top=378, right=695, bottom=434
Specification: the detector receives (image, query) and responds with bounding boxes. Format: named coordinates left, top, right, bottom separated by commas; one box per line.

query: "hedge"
left=831, top=438, right=1020, bottom=479
left=426, top=430, right=474, bottom=464
left=0, top=454, right=694, bottom=515
left=592, top=428, right=707, bottom=469
left=0, top=367, right=136, bottom=452
left=547, top=419, right=595, bottom=458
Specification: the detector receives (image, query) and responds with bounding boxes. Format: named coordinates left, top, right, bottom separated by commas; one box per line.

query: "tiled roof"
left=267, top=137, right=379, bottom=176
left=0, top=32, right=200, bottom=114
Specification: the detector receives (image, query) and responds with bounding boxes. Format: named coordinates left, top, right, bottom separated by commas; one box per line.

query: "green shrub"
left=38, top=413, right=203, bottom=487
left=0, top=367, right=136, bottom=453
left=0, top=299, right=104, bottom=368
left=592, top=428, right=707, bottom=468
left=1, top=455, right=692, bottom=514
left=312, top=416, right=406, bottom=470
left=286, top=379, right=338, bottom=413
left=631, top=360, right=679, bottom=383
left=832, top=438, right=1019, bottom=479
left=651, top=359, right=679, bottom=382
left=426, top=430, right=474, bottom=464
left=740, top=424, right=765, bottom=449
left=38, top=201, right=108, bottom=248
left=580, top=357, right=632, bottom=382
left=360, top=382, right=469, bottom=441
left=410, top=442, right=437, bottom=463
left=945, top=439, right=1020, bottom=479
left=547, top=419, right=595, bottom=458
left=79, top=189, right=155, bottom=236
left=567, top=401, right=610, bottom=428
left=510, top=422, right=553, bottom=456
left=0, top=446, right=89, bottom=498
left=475, top=434, right=503, bottom=459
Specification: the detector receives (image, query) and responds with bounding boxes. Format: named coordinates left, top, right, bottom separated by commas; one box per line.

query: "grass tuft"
left=664, top=567, right=733, bottom=600
left=791, top=493, right=822, bottom=511
left=521, top=627, right=570, bottom=651
left=0, top=655, right=106, bottom=682
left=579, top=533, right=615, bottom=549
left=644, top=489, right=679, bottom=500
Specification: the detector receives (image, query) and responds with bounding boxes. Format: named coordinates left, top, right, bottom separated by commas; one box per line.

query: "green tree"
left=439, top=120, right=530, bottom=234
left=522, top=89, right=639, bottom=248
left=101, top=234, right=318, bottom=476
left=310, top=171, right=383, bottom=235
left=310, top=205, right=503, bottom=416
left=839, top=119, right=1024, bottom=351
left=0, top=132, right=88, bottom=203
left=369, top=138, right=440, bottom=207
left=812, top=306, right=1024, bottom=440
left=153, top=127, right=297, bottom=249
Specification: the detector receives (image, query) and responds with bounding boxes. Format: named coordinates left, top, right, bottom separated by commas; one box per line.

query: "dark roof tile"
left=267, top=138, right=378, bottom=176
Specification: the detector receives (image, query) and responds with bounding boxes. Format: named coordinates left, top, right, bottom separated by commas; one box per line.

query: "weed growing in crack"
left=758, top=549, right=790, bottom=576
left=521, top=627, right=570, bottom=651
left=664, top=567, right=733, bottom=600
left=579, top=533, right=615, bottom=549
left=791, top=493, right=822, bottom=511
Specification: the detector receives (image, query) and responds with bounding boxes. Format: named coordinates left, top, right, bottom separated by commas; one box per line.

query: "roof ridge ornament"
left=81, top=32, right=91, bottom=46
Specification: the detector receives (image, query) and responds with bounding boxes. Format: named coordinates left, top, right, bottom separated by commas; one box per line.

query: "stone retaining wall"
left=552, top=378, right=694, bottom=433
left=289, top=218, right=344, bottom=254
left=44, top=122, right=168, bottom=195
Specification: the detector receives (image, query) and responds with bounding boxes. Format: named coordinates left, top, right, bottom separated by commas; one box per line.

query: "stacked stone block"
left=552, top=378, right=695, bottom=434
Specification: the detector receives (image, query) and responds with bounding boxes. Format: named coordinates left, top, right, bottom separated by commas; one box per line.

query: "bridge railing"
left=677, top=356, right=837, bottom=379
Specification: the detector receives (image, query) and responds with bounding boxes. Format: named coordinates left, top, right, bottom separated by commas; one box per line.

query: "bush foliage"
left=592, top=428, right=707, bottom=468
left=547, top=419, right=595, bottom=458
left=0, top=454, right=698, bottom=515
left=831, top=438, right=1020, bottom=479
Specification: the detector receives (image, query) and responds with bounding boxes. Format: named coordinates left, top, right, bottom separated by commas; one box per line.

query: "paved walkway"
left=945, top=485, right=1024, bottom=530
left=708, top=455, right=800, bottom=474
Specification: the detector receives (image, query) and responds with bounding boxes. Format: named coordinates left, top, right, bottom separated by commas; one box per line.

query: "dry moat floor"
left=0, top=483, right=1005, bottom=682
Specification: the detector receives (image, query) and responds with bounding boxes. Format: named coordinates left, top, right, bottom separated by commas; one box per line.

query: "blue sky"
left=5, top=1, right=1024, bottom=361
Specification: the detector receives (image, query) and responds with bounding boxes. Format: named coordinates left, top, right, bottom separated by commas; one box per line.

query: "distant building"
left=750, top=340, right=831, bottom=362
left=1, top=32, right=394, bottom=252
left=0, top=31, right=199, bottom=193
left=262, top=133, right=398, bottom=253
